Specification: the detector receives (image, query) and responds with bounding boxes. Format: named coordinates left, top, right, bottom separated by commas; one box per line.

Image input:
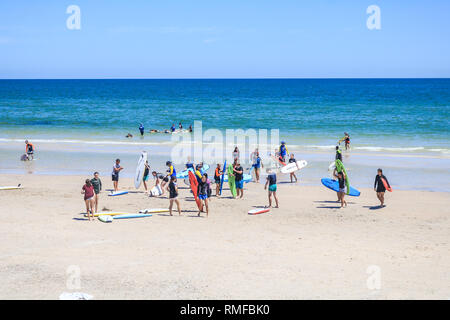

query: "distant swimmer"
left=170, top=124, right=176, bottom=133
left=338, top=132, right=350, bottom=151
left=335, top=146, right=342, bottom=162
left=188, top=125, right=193, bottom=132
left=24, top=140, right=34, bottom=160
left=279, top=141, right=289, bottom=163
left=126, top=133, right=133, bottom=138
left=139, top=123, right=145, bottom=136
left=374, top=168, right=391, bottom=208
left=179, top=122, right=183, bottom=130
left=149, top=129, right=159, bottom=133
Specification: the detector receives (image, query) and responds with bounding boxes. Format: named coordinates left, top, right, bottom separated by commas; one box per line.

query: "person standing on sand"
left=264, top=168, right=279, bottom=208
left=232, top=146, right=240, bottom=162
left=288, top=154, right=298, bottom=183
left=167, top=176, right=181, bottom=216
left=234, top=161, right=244, bottom=199
left=90, top=172, right=102, bottom=213
left=374, top=168, right=390, bottom=207
left=197, top=174, right=210, bottom=217
left=279, top=141, right=289, bottom=163
left=252, top=150, right=263, bottom=183
left=112, top=159, right=123, bottom=191
left=142, top=161, right=150, bottom=193
left=82, top=179, right=95, bottom=221
left=214, top=163, right=222, bottom=196
left=333, top=170, right=347, bottom=208
left=335, top=146, right=342, bottom=162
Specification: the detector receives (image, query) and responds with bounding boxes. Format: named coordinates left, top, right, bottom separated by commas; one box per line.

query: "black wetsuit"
left=335, top=150, right=342, bottom=161
left=374, top=175, right=390, bottom=193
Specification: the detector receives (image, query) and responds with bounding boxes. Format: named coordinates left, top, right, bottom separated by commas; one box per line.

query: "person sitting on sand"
left=288, top=154, right=298, bottom=183
left=142, top=161, right=150, bottom=193
left=264, top=168, right=279, bottom=208
left=112, top=159, right=123, bottom=191
left=90, top=172, right=102, bottom=213
left=197, top=174, right=210, bottom=217
left=333, top=170, right=347, bottom=208
left=214, top=163, right=222, bottom=196
left=374, top=168, right=390, bottom=207
left=82, top=179, right=95, bottom=221
left=167, top=176, right=181, bottom=216
left=24, top=140, right=34, bottom=160
left=150, top=171, right=164, bottom=196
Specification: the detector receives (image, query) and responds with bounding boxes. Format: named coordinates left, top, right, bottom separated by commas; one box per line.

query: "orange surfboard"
left=381, top=177, right=392, bottom=192
left=188, top=171, right=203, bottom=210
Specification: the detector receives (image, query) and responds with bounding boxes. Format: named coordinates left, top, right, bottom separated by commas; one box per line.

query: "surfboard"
left=321, top=178, right=361, bottom=197
left=108, top=190, right=128, bottom=196
left=88, top=212, right=134, bottom=217
left=280, top=160, right=307, bottom=174
left=219, top=160, right=226, bottom=195
left=227, top=164, right=237, bottom=198
left=223, top=173, right=252, bottom=183
left=177, top=164, right=210, bottom=179
left=381, top=177, right=392, bottom=192
left=335, top=159, right=350, bottom=195
left=150, top=185, right=162, bottom=196
left=328, top=161, right=336, bottom=171
left=113, top=213, right=152, bottom=219
left=248, top=208, right=270, bottom=215
left=138, top=208, right=169, bottom=214
left=0, top=184, right=22, bottom=190
left=188, top=170, right=202, bottom=210
left=134, top=151, right=147, bottom=189
left=98, top=215, right=113, bottom=223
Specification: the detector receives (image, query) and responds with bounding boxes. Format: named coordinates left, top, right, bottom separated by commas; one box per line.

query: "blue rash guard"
left=280, top=145, right=287, bottom=157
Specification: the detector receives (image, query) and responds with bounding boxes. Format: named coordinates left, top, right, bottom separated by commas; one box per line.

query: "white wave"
left=0, top=138, right=174, bottom=146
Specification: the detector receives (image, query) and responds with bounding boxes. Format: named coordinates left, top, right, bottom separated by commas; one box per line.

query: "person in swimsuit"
left=288, top=154, right=298, bottom=183
left=333, top=170, right=347, bottom=208
left=178, top=122, right=183, bottom=130
left=90, top=172, right=102, bottom=213
left=81, top=179, right=95, bottom=221
left=170, top=124, right=176, bottom=133
left=374, top=168, right=390, bottom=207
left=252, top=150, right=263, bottom=183
left=139, top=123, right=144, bottom=136
left=188, top=125, right=193, bottom=132
left=214, top=163, right=222, bottom=197
left=264, top=168, right=279, bottom=208
left=279, top=141, right=289, bottom=163
left=24, top=140, right=34, bottom=160
left=197, top=174, right=210, bottom=217
left=167, top=176, right=181, bottom=216
left=338, top=133, right=350, bottom=150
left=232, top=147, right=240, bottom=162
left=112, top=159, right=123, bottom=191
left=233, top=161, right=244, bottom=199
left=142, top=161, right=150, bottom=193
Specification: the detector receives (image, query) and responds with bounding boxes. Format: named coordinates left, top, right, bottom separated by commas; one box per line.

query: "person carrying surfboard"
left=142, top=161, right=150, bottom=193
left=335, top=146, right=342, bottom=162
left=374, top=168, right=391, bottom=207
left=167, top=176, right=181, bottom=216
left=264, top=168, right=279, bottom=208
left=24, top=140, right=34, bottom=160
left=288, top=154, right=298, bottom=183
left=333, top=170, right=347, bottom=208
left=112, top=159, right=123, bottom=192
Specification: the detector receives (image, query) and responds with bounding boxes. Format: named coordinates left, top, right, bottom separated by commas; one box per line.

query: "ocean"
left=0, top=79, right=449, bottom=191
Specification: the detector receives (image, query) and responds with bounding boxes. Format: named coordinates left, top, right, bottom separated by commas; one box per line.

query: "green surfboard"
left=335, top=159, right=350, bottom=195
left=227, top=164, right=237, bottom=198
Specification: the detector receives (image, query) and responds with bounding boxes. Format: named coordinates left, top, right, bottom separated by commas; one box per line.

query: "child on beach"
left=167, top=176, right=181, bottom=216
left=232, top=146, right=240, bottom=161
left=374, top=168, right=391, bottom=207
left=252, top=150, right=263, bottom=183
left=288, top=154, right=298, bottom=183
left=112, top=159, right=123, bottom=191
left=233, top=161, right=244, bottom=199
left=197, top=174, right=210, bottom=217
left=214, top=164, right=222, bottom=196
left=264, top=168, right=279, bottom=208
left=335, top=146, right=342, bottom=162
left=333, top=170, right=347, bottom=208
left=150, top=171, right=164, bottom=196
left=142, top=160, right=150, bottom=193
left=82, top=179, right=95, bottom=221
left=90, top=172, right=102, bottom=213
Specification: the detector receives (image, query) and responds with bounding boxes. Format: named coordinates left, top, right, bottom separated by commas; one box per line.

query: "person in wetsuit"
left=335, top=146, right=342, bottom=162
left=139, top=123, right=145, bottom=136
left=333, top=169, right=347, bottom=208
left=374, top=168, right=390, bottom=207
left=279, top=141, right=289, bottom=163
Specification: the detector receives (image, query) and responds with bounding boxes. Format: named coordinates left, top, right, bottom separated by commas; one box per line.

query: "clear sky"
left=0, top=0, right=449, bottom=78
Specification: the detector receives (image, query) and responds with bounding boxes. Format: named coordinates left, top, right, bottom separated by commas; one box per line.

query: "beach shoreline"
left=0, top=173, right=449, bottom=299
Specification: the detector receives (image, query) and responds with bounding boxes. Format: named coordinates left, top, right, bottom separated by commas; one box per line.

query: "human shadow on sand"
left=316, top=206, right=342, bottom=209
left=363, top=205, right=384, bottom=210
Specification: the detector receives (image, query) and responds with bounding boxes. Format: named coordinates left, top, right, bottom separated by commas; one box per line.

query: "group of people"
left=125, top=123, right=194, bottom=137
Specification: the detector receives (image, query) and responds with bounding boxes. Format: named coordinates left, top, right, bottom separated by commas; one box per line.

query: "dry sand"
left=0, top=173, right=449, bottom=299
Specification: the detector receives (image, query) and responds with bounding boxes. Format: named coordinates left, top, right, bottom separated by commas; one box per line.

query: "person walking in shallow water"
left=374, top=168, right=390, bottom=207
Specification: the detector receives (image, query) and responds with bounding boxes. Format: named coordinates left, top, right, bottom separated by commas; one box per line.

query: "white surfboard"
left=90, top=212, right=134, bottom=217
left=150, top=185, right=162, bottom=196
left=134, top=151, right=148, bottom=189
left=248, top=208, right=270, bottom=215
left=139, top=208, right=170, bottom=214
left=98, top=215, right=113, bottom=223
left=328, top=161, right=336, bottom=171
left=108, top=190, right=129, bottom=196
left=0, top=184, right=23, bottom=190
left=280, top=160, right=307, bottom=174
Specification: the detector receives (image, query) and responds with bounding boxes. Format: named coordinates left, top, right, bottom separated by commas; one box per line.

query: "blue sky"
left=0, top=0, right=449, bottom=78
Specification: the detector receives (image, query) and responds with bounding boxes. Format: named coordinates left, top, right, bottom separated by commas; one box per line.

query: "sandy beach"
left=1, top=173, right=449, bottom=299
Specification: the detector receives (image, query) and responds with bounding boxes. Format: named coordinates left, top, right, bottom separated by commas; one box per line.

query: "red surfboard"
left=248, top=208, right=270, bottom=215
left=188, top=171, right=203, bottom=210
left=381, top=177, right=392, bottom=192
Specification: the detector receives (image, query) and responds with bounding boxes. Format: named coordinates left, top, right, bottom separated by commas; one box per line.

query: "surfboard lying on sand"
left=248, top=208, right=270, bottom=215
left=98, top=215, right=113, bottom=223
left=280, top=160, right=307, bottom=174
left=112, top=214, right=152, bottom=219
left=108, top=190, right=128, bottom=196
left=0, top=184, right=22, bottom=190
left=87, top=212, right=135, bottom=217
left=138, top=208, right=169, bottom=214
left=321, top=178, right=361, bottom=197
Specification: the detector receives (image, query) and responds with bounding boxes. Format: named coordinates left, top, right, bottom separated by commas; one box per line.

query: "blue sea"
left=0, top=79, right=449, bottom=191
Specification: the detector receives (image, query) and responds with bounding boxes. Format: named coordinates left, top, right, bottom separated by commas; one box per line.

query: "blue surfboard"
left=321, top=178, right=361, bottom=197
left=219, top=160, right=226, bottom=195
left=113, top=213, right=152, bottom=219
